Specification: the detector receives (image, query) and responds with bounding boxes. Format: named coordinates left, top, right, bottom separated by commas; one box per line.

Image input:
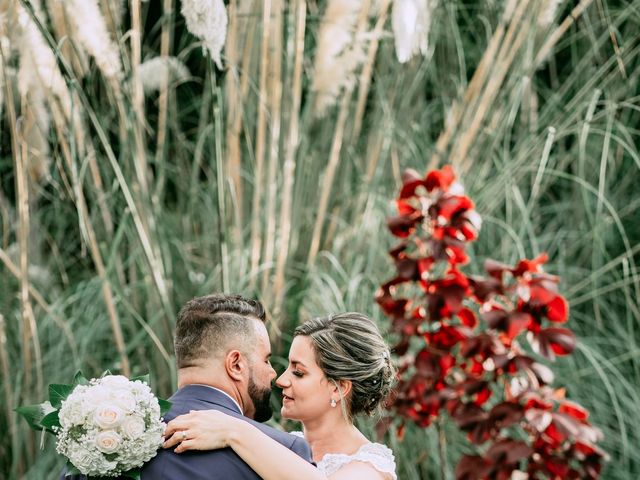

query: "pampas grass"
left=16, top=2, right=72, bottom=119
left=392, top=0, right=437, bottom=63
left=312, top=0, right=368, bottom=116
left=138, top=56, right=190, bottom=93
left=538, top=0, right=564, bottom=27
left=181, top=0, right=227, bottom=68
left=62, top=0, right=121, bottom=79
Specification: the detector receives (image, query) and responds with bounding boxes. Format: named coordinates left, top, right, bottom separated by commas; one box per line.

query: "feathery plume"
left=64, top=0, right=123, bottom=79
left=22, top=86, right=52, bottom=184
left=312, top=0, right=367, bottom=116
left=392, top=0, right=437, bottom=63
left=538, top=0, right=564, bottom=27
left=137, top=56, right=190, bottom=93
left=46, top=0, right=89, bottom=78
left=16, top=2, right=73, bottom=118
left=181, top=0, right=228, bottom=69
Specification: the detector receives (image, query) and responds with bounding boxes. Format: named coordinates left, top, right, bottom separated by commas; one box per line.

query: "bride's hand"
left=163, top=410, right=239, bottom=453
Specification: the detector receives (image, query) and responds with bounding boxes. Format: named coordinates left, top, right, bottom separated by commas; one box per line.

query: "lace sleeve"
left=318, top=443, right=397, bottom=480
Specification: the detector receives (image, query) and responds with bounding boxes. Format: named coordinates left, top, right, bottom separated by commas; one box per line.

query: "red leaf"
left=475, top=387, right=492, bottom=406
left=439, top=354, right=456, bottom=376
left=507, top=312, right=532, bottom=339
left=513, top=253, right=549, bottom=276
left=524, top=397, right=553, bottom=411
left=547, top=295, right=569, bottom=323
left=396, top=199, right=417, bottom=216
left=399, top=169, right=425, bottom=198
left=485, top=439, right=533, bottom=464
left=458, top=308, right=477, bottom=328
left=425, top=165, right=456, bottom=192
left=484, top=258, right=512, bottom=279
left=395, top=257, right=418, bottom=280
left=455, top=455, right=492, bottom=480
left=437, top=196, right=474, bottom=221
left=531, top=327, right=576, bottom=359
left=417, top=257, right=434, bottom=278
left=387, top=215, right=419, bottom=238
left=529, top=283, right=557, bottom=306
left=543, top=421, right=566, bottom=447
left=558, top=401, right=589, bottom=421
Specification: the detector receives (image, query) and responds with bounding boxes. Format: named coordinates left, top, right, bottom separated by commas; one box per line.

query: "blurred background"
left=0, top=0, right=638, bottom=478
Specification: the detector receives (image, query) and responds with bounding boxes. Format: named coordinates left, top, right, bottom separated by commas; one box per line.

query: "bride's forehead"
left=288, top=336, right=315, bottom=358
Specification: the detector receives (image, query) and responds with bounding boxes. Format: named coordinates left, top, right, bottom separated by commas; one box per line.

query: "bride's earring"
left=330, top=398, right=337, bottom=408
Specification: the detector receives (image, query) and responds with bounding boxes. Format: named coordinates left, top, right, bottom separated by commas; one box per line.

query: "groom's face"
left=245, top=320, right=276, bottom=422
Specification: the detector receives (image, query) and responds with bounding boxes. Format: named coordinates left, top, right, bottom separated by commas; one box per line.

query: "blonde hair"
left=294, top=312, right=395, bottom=419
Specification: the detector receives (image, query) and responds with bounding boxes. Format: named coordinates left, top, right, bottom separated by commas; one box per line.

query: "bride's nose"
left=276, top=372, right=290, bottom=388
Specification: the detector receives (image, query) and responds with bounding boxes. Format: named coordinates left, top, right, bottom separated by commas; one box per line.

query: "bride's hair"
left=294, top=313, right=396, bottom=419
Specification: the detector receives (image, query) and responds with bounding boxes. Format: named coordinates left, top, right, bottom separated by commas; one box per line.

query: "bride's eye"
left=292, top=370, right=304, bottom=378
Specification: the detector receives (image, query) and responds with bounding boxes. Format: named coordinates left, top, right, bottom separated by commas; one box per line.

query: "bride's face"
left=276, top=336, right=335, bottom=421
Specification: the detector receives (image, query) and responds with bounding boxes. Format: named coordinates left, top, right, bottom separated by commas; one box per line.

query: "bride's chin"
left=280, top=409, right=298, bottom=421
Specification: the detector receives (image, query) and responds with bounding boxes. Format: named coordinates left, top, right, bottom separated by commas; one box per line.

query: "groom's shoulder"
left=140, top=386, right=312, bottom=479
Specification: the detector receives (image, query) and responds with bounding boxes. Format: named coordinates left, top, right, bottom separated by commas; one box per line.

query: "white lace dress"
left=291, top=432, right=397, bottom=479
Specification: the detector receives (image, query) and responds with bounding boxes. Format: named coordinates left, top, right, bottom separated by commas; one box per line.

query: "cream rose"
left=95, top=430, right=123, bottom=454
left=94, top=404, right=124, bottom=429
left=122, top=415, right=145, bottom=439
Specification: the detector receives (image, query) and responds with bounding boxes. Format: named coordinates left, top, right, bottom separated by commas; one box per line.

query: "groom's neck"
left=178, top=367, right=231, bottom=394
left=177, top=366, right=247, bottom=416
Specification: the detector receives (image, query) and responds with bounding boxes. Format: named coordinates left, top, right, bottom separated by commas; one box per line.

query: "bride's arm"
left=163, top=410, right=326, bottom=480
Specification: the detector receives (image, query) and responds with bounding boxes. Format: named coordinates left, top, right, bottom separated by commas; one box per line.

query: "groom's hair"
left=174, top=293, right=266, bottom=368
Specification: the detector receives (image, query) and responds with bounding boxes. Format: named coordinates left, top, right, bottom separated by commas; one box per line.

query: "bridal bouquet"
left=17, top=372, right=170, bottom=479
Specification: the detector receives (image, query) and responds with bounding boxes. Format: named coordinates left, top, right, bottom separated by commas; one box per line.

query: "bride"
left=163, top=312, right=397, bottom=479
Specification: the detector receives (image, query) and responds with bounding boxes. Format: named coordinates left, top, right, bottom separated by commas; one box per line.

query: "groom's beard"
left=248, top=376, right=273, bottom=422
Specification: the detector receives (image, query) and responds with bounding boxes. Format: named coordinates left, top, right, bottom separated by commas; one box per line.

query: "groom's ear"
left=224, top=350, right=247, bottom=381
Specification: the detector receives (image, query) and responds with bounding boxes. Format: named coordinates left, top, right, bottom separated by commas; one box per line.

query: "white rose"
left=100, top=375, right=131, bottom=389
left=67, top=443, right=98, bottom=469
left=85, top=385, right=111, bottom=404
left=122, top=415, right=146, bottom=439
left=130, top=381, right=152, bottom=397
left=112, top=390, right=137, bottom=412
left=59, top=397, right=85, bottom=428
left=95, top=430, right=123, bottom=454
left=93, top=404, right=124, bottom=429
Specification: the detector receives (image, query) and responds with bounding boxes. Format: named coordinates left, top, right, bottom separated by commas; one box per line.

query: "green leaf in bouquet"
left=74, top=370, right=89, bottom=386
left=49, top=383, right=74, bottom=409
left=15, top=403, right=52, bottom=431
left=123, top=468, right=142, bottom=480
left=41, top=410, right=61, bottom=430
left=101, top=370, right=113, bottom=377
left=131, top=374, right=150, bottom=385
left=65, top=460, right=82, bottom=475
left=158, top=399, right=172, bottom=417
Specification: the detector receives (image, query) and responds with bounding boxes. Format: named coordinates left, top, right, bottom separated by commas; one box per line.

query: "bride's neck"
left=301, top=414, right=366, bottom=461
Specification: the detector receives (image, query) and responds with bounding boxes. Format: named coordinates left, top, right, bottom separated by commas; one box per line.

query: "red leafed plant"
left=376, top=165, right=607, bottom=479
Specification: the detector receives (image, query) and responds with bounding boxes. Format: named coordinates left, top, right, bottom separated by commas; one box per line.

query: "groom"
left=141, top=293, right=312, bottom=478
left=61, top=293, right=312, bottom=479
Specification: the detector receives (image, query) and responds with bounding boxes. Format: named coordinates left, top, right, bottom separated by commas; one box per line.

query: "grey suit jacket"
left=61, top=385, right=312, bottom=479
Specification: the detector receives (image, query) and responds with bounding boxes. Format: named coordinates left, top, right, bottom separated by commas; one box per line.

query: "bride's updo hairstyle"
left=294, top=312, right=395, bottom=419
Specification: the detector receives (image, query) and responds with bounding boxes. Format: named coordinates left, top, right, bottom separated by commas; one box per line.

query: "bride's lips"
left=282, top=394, right=294, bottom=404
